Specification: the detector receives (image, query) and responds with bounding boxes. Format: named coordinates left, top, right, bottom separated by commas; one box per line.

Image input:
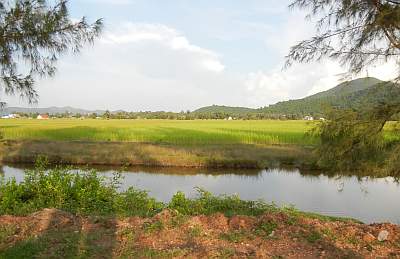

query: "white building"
left=37, top=114, right=50, bottom=120
left=304, top=116, right=314, bottom=121
left=1, top=114, right=17, bottom=119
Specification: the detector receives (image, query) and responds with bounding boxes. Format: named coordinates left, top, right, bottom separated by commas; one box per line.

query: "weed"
left=143, top=221, right=164, bottom=234
left=346, top=235, right=360, bottom=245
left=120, top=228, right=136, bottom=241
left=366, top=243, right=373, bottom=252
left=169, top=213, right=188, bottom=228
left=321, top=228, right=337, bottom=241
left=283, top=206, right=360, bottom=223
left=255, top=221, right=278, bottom=238
left=220, top=230, right=251, bottom=243
left=0, top=231, right=83, bottom=258
left=187, top=225, right=202, bottom=239
left=286, top=215, right=298, bottom=226
left=306, top=230, right=322, bottom=244
left=0, top=224, right=18, bottom=244
left=121, top=247, right=188, bottom=258
left=219, top=247, right=236, bottom=258
left=168, top=188, right=278, bottom=217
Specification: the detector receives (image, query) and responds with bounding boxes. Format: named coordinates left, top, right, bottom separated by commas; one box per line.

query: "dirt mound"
left=0, top=209, right=399, bottom=258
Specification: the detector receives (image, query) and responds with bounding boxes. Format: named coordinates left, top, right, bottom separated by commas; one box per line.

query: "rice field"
left=0, top=119, right=318, bottom=146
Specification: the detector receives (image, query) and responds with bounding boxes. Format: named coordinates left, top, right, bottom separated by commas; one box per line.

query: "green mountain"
left=306, top=77, right=382, bottom=100
left=259, top=77, right=398, bottom=117
left=193, top=105, right=256, bottom=114
left=192, top=77, right=399, bottom=118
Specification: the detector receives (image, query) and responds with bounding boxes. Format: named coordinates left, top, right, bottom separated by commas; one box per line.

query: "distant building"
left=319, top=117, right=326, bottom=121
left=1, top=114, right=17, bottom=119
left=37, top=114, right=49, bottom=120
left=304, top=115, right=314, bottom=121
left=228, top=116, right=233, bottom=121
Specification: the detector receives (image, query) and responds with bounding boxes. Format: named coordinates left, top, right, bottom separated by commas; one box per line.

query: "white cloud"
left=3, top=23, right=233, bottom=111
left=102, top=23, right=224, bottom=73
left=245, top=70, right=292, bottom=106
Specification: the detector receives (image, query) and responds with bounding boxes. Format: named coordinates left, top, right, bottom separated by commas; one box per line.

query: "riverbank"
left=1, top=208, right=399, bottom=258
left=0, top=140, right=315, bottom=169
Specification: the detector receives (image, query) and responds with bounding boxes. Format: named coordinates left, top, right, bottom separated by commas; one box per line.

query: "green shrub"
left=168, top=188, right=277, bottom=217
left=115, top=188, right=164, bottom=217
left=0, top=159, right=162, bottom=217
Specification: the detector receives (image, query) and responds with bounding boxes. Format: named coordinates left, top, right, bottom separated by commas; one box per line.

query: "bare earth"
left=0, top=209, right=399, bottom=258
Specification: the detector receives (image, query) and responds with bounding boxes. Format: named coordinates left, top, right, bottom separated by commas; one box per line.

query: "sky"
left=4, top=0, right=399, bottom=111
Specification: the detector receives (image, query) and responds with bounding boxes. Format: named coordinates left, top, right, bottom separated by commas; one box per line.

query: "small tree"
left=286, top=0, right=400, bottom=174
left=286, top=0, right=400, bottom=78
left=103, top=110, right=111, bottom=120
left=0, top=0, right=103, bottom=106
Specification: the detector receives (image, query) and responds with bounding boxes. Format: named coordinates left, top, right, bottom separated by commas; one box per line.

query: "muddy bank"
left=0, top=140, right=315, bottom=169
left=0, top=208, right=399, bottom=258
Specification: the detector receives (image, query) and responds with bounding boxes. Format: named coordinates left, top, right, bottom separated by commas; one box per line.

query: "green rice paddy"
left=0, top=119, right=317, bottom=146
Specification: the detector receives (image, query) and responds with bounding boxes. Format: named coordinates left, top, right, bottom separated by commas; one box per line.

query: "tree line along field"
left=0, top=119, right=319, bottom=146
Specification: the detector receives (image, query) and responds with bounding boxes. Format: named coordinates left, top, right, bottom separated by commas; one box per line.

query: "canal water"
left=1, top=165, right=399, bottom=224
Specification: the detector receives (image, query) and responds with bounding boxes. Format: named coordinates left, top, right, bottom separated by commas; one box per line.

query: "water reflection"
left=1, top=164, right=400, bottom=224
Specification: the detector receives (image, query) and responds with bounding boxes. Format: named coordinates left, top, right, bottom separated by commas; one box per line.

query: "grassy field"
left=0, top=119, right=317, bottom=146
left=1, top=119, right=398, bottom=168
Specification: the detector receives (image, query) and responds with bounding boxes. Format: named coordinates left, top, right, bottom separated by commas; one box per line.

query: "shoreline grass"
left=0, top=139, right=315, bottom=169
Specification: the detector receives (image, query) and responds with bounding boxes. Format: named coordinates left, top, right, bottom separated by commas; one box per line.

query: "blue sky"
left=5, top=0, right=397, bottom=111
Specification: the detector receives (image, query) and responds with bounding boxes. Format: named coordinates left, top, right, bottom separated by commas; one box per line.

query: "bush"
left=168, top=188, right=277, bottom=217
left=115, top=188, right=163, bottom=217
left=0, top=158, right=165, bottom=216
left=0, top=159, right=122, bottom=215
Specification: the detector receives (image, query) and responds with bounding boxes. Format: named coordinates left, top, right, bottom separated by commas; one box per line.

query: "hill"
left=193, top=105, right=256, bottom=114
left=191, top=77, right=398, bottom=118
left=259, top=77, right=398, bottom=117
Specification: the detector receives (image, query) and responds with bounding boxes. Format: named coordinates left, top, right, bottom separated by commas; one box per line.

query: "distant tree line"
left=12, top=110, right=313, bottom=120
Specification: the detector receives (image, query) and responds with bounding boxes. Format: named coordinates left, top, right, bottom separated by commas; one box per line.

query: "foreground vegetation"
left=0, top=163, right=399, bottom=258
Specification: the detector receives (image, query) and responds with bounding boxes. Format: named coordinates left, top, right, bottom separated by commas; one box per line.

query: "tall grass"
left=0, top=119, right=318, bottom=145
